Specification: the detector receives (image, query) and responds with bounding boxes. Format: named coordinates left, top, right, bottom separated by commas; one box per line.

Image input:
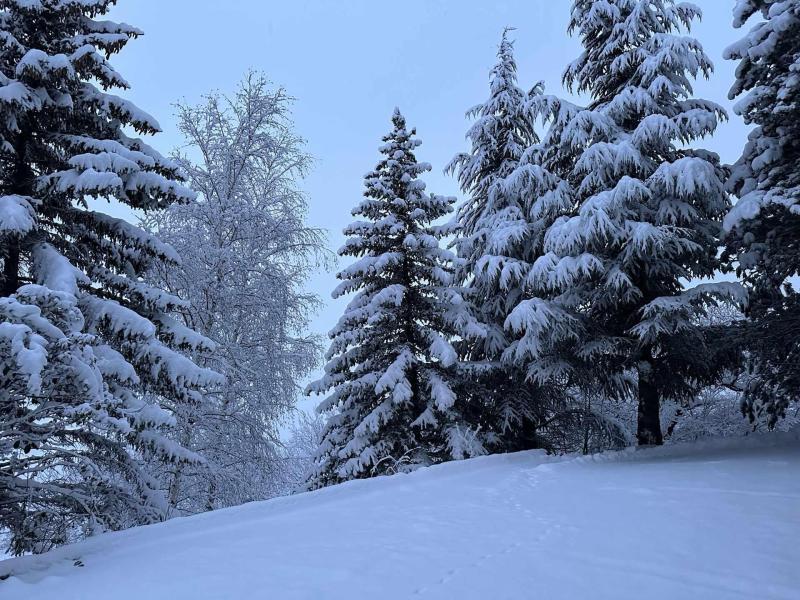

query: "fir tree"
left=508, top=0, right=742, bottom=446
left=0, top=0, right=220, bottom=554
left=447, top=30, right=561, bottom=450
left=723, top=0, right=800, bottom=426
left=308, top=110, right=480, bottom=489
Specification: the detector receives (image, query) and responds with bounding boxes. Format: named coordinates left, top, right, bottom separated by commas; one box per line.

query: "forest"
left=0, top=0, right=798, bottom=564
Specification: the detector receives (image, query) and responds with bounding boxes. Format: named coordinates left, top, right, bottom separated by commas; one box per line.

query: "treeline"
left=0, top=1, right=325, bottom=554
left=307, top=1, right=800, bottom=488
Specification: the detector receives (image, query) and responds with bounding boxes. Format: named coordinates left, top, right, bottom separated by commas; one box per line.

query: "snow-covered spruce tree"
left=446, top=30, right=564, bottom=451
left=308, top=110, right=481, bottom=489
left=0, top=0, right=220, bottom=554
left=723, top=0, right=800, bottom=426
left=144, top=73, right=327, bottom=511
left=507, top=0, right=743, bottom=446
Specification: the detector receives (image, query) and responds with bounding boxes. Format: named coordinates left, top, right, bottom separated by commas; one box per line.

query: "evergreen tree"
left=447, top=30, right=562, bottom=450
left=308, top=110, right=480, bottom=489
left=508, top=0, right=742, bottom=446
left=0, top=0, right=220, bottom=554
left=723, top=0, right=800, bottom=426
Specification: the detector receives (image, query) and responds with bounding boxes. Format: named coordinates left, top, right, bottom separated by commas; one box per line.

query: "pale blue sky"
left=105, top=1, right=751, bottom=406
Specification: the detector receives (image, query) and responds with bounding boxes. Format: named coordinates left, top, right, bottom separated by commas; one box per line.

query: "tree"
left=508, top=0, right=741, bottom=446
left=723, top=0, right=800, bottom=426
left=144, top=73, right=327, bottom=512
left=446, top=29, right=563, bottom=451
left=307, top=110, right=481, bottom=489
left=280, top=410, right=326, bottom=492
left=0, top=0, right=220, bottom=554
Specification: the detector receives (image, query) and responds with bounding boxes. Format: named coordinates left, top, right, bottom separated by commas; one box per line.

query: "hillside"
left=2, top=431, right=798, bottom=600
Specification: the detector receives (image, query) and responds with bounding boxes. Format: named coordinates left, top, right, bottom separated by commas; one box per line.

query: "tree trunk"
left=168, top=463, right=183, bottom=515
left=3, top=130, right=32, bottom=297
left=168, top=411, right=194, bottom=515
left=637, top=366, right=663, bottom=446
left=2, top=246, right=20, bottom=297
left=205, top=477, right=217, bottom=512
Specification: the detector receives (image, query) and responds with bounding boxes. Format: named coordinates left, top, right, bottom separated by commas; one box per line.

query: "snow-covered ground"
left=2, top=431, right=798, bottom=600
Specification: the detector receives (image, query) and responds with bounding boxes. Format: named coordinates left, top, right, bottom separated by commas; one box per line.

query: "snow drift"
left=2, top=431, right=798, bottom=600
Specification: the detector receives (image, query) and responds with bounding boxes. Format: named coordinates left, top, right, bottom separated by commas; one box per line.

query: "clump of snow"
left=0, top=195, right=37, bottom=234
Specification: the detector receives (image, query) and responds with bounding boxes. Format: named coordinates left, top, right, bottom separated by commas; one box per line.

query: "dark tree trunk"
left=2, top=130, right=32, bottom=297
left=637, top=367, right=663, bottom=446
left=2, top=246, right=20, bottom=297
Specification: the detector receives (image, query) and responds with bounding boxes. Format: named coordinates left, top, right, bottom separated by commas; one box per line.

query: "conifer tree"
left=447, top=30, right=562, bottom=450
left=723, top=0, right=800, bottom=426
left=508, top=0, right=742, bottom=446
left=308, top=110, right=480, bottom=488
left=0, top=0, right=220, bottom=553
left=506, top=90, right=630, bottom=451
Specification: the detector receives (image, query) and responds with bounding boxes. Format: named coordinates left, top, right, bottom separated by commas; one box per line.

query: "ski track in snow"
left=1, top=431, right=799, bottom=600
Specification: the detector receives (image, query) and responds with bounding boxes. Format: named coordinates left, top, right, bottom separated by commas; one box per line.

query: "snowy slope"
left=2, top=432, right=798, bottom=600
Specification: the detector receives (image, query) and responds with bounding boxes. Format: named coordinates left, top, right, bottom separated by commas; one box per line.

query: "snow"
left=82, top=296, right=156, bottom=339
left=0, top=321, right=47, bottom=394
left=0, top=195, right=36, bottom=234
left=0, top=80, right=36, bottom=107
left=33, top=243, right=87, bottom=295
left=3, top=431, right=797, bottom=600
left=78, top=83, right=162, bottom=132
left=16, top=49, right=74, bottom=79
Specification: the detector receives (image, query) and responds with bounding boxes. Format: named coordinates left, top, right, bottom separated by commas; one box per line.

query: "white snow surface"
left=2, top=431, right=798, bottom=600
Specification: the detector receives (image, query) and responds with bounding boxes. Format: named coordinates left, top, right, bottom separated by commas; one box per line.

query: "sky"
left=104, top=0, right=753, bottom=410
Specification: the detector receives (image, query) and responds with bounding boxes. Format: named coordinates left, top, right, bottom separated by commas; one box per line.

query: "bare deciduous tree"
left=145, top=72, right=329, bottom=513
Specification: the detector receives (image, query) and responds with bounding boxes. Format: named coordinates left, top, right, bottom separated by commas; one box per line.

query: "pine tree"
left=0, top=0, right=220, bottom=554
left=446, top=29, right=562, bottom=450
left=723, top=0, right=800, bottom=426
left=308, top=110, right=480, bottom=489
left=508, top=0, right=742, bottom=446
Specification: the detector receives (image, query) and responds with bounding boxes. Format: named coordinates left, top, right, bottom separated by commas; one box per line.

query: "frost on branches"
left=308, top=110, right=482, bottom=489
left=0, top=0, right=221, bottom=554
left=507, top=0, right=743, bottom=446
left=447, top=30, right=566, bottom=451
left=723, top=0, right=800, bottom=426
left=145, top=74, right=327, bottom=511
